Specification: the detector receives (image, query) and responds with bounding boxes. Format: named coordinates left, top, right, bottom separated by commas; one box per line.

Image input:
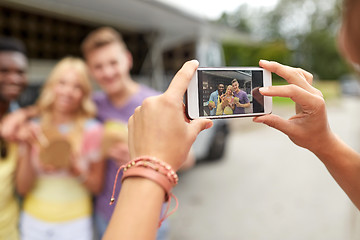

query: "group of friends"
left=0, top=27, right=176, bottom=240
left=208, top=79, right=250, bottom=115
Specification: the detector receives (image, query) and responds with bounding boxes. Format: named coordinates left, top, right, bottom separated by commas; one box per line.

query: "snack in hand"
left=208, top=101, right=215, bottom=108
left=39, top=136, right=72, bottom=169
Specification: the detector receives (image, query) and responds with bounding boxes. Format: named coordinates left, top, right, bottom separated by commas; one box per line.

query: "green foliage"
left=223, top=41, right=292, bottom=80
left=295, top=30, right=350, bottom=80
left=219, top=0, right=352, bottom=80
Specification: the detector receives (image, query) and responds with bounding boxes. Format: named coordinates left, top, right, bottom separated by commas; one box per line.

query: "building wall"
left=0, top=4, right=207, bottom=103
left=0, top=5, right=150, bottom=80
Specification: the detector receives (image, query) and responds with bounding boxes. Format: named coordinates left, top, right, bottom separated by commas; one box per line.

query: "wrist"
left=116, top=156, right=178, bottom=201
left=122, top=176, right=165, bottom=198
left=105, top=176, right=165, bottom=239
left=109, top=156, right=179, bottom=227
left=310, top=130, right=339, bottom=158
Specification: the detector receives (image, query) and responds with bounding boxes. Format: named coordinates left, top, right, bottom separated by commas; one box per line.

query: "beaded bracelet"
left=109, top=156, right=179, bottom=228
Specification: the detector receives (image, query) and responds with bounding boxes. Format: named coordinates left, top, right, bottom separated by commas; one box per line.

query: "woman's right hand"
left=17, top=122, right=41, bottom=145
left=1, top=106, right=39, bottom=142
left=1, top=110, right=28, bottom=142
left=253, top=60, right=335, bottom=155
left=220, top=93, right=225, bottom=101
left=128, top=60, right=213, bottom=171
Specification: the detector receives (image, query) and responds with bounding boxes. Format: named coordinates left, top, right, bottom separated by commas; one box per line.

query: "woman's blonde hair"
left=36, top=57, right=96, bottom=124
left=226, top=85, right=233, bottom=94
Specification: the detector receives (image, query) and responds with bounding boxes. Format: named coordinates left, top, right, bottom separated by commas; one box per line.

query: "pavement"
left=168, top=97, right=360, bottom=240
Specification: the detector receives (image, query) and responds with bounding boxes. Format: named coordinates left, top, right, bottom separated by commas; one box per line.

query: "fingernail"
left=259, top=59, right=269, bottom=64
left=253, top=117, right=263, bottom=123
left=190, top=59, right=199, bottom=65
left=206, top=121, right=213, bottom=129
left=259, top=87, right=269, bottom=92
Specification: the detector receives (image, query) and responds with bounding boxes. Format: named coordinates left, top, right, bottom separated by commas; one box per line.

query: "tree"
left=219, top=0, right=351, bottom=80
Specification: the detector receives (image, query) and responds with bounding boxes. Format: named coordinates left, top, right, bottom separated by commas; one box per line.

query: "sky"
left=157, top=0, right=280, bottom=20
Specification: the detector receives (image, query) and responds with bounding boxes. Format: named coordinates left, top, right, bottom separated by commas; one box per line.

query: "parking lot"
left=169, top=97, right=360, bottom=240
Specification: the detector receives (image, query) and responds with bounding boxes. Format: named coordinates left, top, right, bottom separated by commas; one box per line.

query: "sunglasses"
left=0, top=137, right=7, bottom=159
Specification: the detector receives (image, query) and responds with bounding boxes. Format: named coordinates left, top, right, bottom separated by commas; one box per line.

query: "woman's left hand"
left=128, top=60, right=213, bottom=171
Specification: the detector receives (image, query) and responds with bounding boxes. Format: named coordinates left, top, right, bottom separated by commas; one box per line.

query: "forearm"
left=313, top=133, right=360, bottom=209
left=103, top=177, right=165, bottom=240
left=237, top=102, right=250, bottom=108
left=1, top=105, right=40, bottom=141
left=16, top=145, right=36, bottom=195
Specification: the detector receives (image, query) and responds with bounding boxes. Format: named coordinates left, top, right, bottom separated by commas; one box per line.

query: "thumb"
left=253, top=114, right=293, bottom=136
left=188, top=119, right=213, bottom=138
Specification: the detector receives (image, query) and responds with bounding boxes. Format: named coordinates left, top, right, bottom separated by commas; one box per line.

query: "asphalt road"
left=169, top=97, right=360, bottom=240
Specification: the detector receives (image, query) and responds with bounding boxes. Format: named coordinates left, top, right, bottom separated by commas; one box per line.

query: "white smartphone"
left=186, top=67, right=272, bottom=119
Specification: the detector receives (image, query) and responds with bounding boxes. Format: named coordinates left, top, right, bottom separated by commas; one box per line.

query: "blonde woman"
left=16, top=57, right=104, bottom=240
left=219, top=85, right=235, bottom=115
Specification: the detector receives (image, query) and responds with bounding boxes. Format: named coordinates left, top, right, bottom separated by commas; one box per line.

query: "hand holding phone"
left=186, top=67, right=272, bottom=119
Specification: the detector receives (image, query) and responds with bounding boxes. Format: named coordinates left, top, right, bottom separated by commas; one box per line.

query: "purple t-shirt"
left=233, top=90, right=249, bottom=114
left=93, top=84, right=160, bottom=222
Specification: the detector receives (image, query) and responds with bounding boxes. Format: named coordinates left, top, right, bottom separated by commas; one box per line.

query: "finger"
left=1, top=117, right=19, bottom=140
left=165, top=60, right=199, bottom=100
left=127, top=115, right=135, bottom=160
left=259, top=85, right=322, bottom=110
left=17, top=123, right=38, bottom=144
left=18, top=127, right=33, bottom=143
left=298, top=69, right=314, bottom=84
left=259, top=60, right=314, bottom=92
left=182, top=103, right=191, bottom=123
left=28, top=123, right=42, bottom=143
left=253, top=114, right=295, bottom=136
left=0, top=123, right=14, bottom=141
left=188, top=119, right=213, bottom=140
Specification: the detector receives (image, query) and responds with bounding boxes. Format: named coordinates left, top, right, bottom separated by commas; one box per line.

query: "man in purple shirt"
left=81, top=27, right=168, bottom=240
left=231, top=78, right=250, bottom=114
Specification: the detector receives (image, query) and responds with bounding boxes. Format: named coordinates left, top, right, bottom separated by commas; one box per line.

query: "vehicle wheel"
left=205, top=123, right=228, bottom=161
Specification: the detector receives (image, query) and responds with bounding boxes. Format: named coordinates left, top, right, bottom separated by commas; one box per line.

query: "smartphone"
left=186, top=67, right=272, bottom=119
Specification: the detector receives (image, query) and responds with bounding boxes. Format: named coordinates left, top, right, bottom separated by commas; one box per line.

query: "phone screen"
left=198, top=69, right=265, bottom=117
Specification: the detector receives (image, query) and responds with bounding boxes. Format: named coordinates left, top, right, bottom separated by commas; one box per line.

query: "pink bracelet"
left=109, top=156, right=179, bottom=228
left=122, top=167, right=173, bottom=201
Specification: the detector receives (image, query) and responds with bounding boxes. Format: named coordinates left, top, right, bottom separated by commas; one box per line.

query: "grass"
left=270, top=79, right=341, bottom=105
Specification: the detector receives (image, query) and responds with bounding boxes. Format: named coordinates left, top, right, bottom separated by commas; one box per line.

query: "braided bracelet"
left=109, top=156, right=179, bottom=228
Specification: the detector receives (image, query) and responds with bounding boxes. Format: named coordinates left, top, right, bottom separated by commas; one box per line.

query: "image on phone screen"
left=198, top=69, right=265, bottom=117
